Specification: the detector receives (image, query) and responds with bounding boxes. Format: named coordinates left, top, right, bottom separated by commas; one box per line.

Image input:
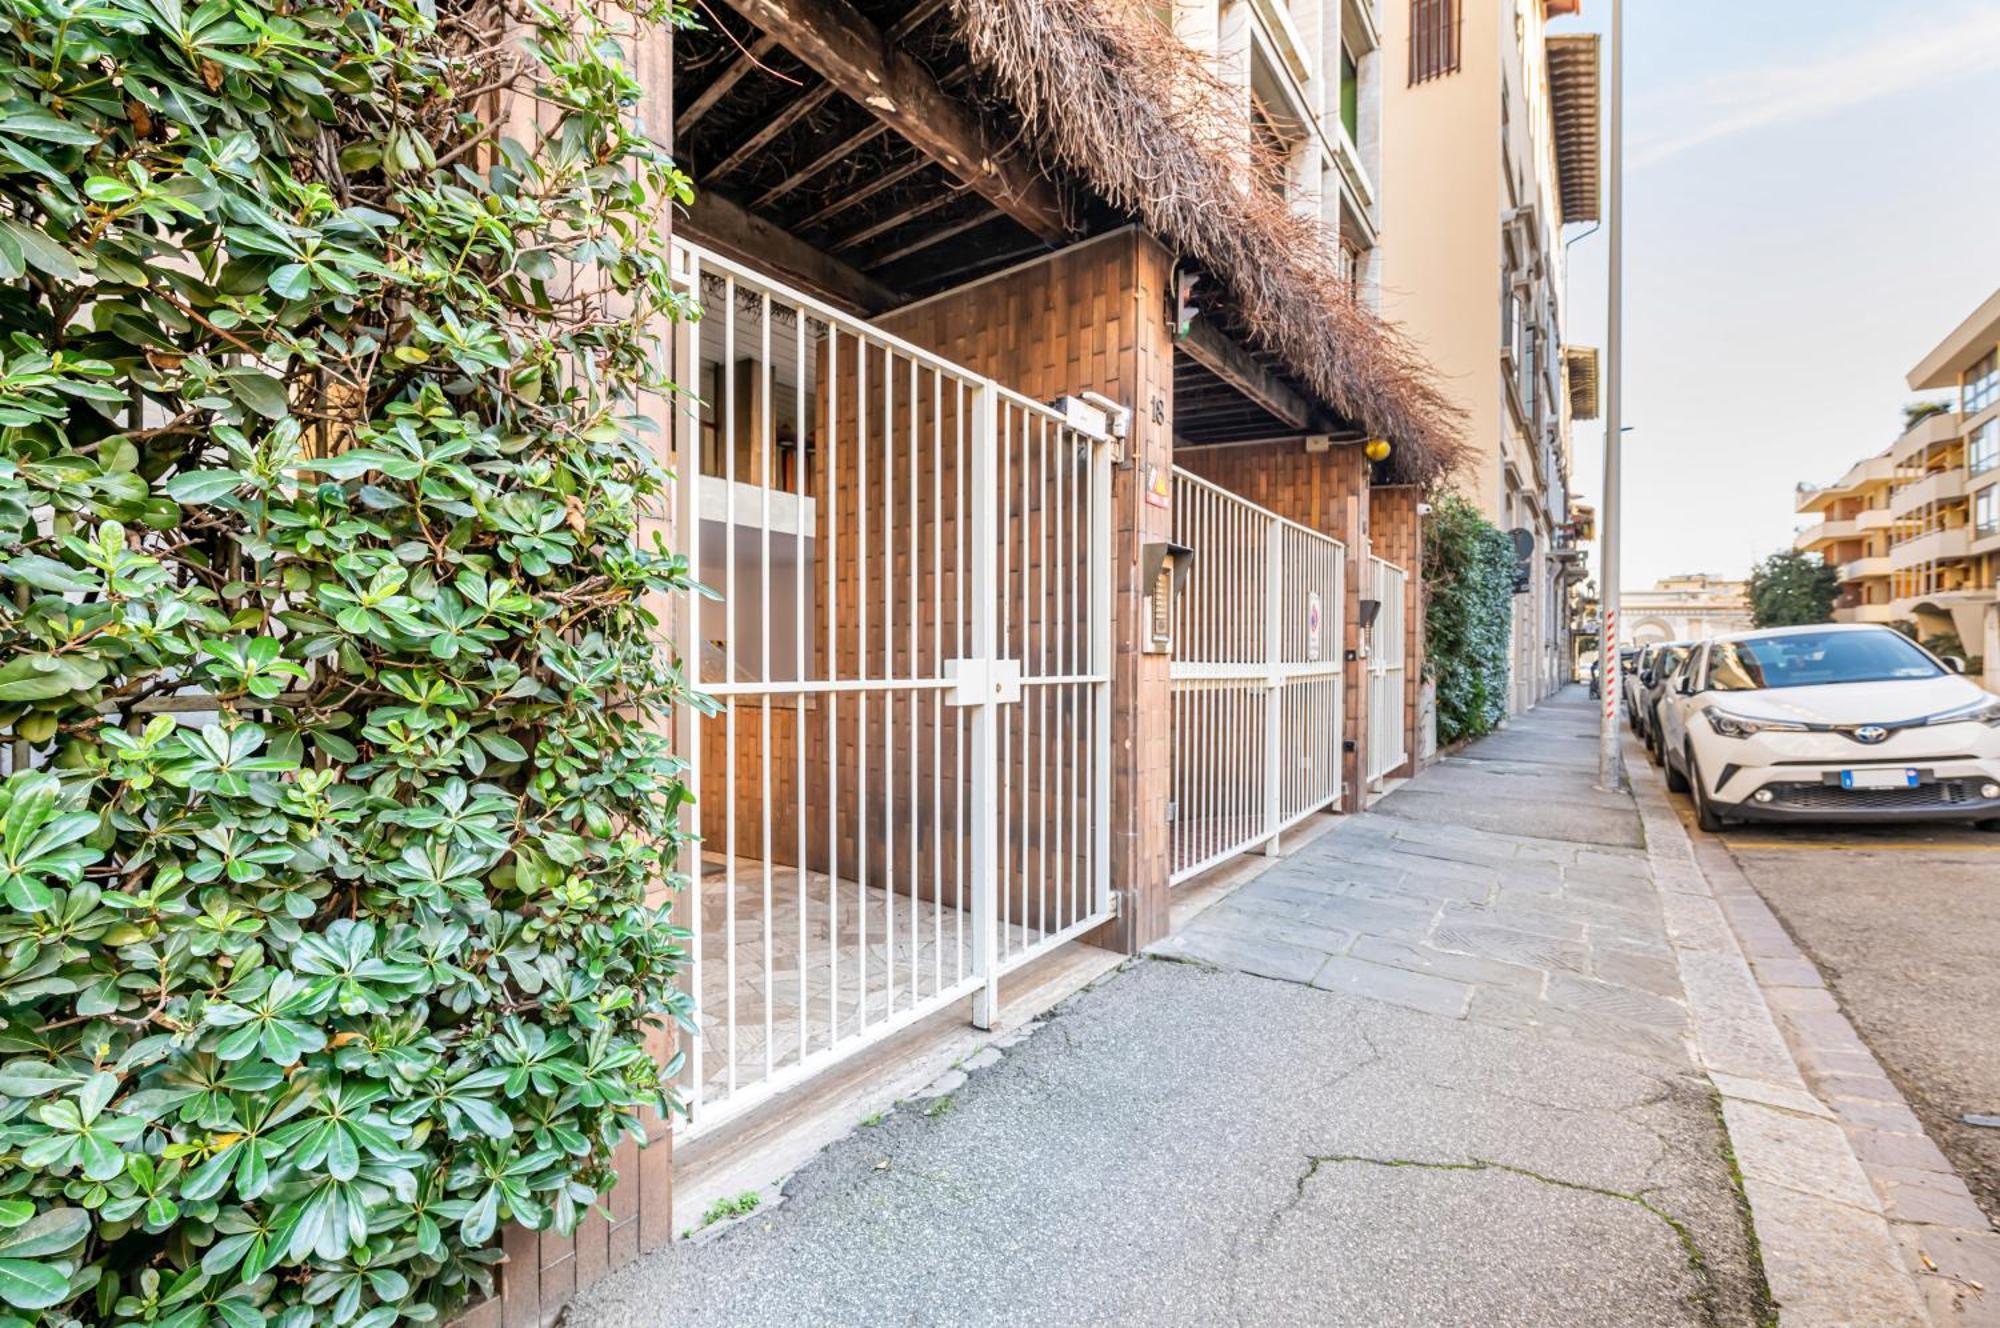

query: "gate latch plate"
left=944, top=657, right=1023, bottom=706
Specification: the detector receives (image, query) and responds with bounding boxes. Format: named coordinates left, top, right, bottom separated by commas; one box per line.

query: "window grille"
left=1410, top=0, right=1462, bottom=84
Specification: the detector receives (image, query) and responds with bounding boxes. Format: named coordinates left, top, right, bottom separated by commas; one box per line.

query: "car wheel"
left=1646, top=707, right=1664, bottom=765
left=1663, top=741, right=1689, bottom=793
left=1687, top=747, right=1727, bottom=833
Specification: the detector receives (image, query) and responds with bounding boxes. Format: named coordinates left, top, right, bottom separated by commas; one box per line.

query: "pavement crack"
left=1281, top=1153, right=1731, bottom=1328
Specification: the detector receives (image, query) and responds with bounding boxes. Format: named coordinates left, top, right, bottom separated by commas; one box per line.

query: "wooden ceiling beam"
left=716, top=0, right=1068, bottom=243
left=789, top=152, right=932, bottom=231
left=708, top=81, right=837, bottom=180
left=753, top=65, right=968, bottom=212
left=679, top=35, right=781, bottom=132
left=1177, top=320, right=1313, bottom=433
left=752, top=121, right=889, bottom=210
left=680, top=189, right=900, bottom=315
left=830, top=186, right=966, bottom=253
left=863, top=207, right=1005, bottom=271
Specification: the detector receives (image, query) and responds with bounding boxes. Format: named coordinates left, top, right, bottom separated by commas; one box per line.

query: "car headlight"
left=1706, top=709, right=1808, bottom=739
left=1923, top=698, right=2000, bottom=727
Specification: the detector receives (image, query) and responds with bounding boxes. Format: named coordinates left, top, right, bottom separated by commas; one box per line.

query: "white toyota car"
left=1657, top=623, right=2000, bottom=832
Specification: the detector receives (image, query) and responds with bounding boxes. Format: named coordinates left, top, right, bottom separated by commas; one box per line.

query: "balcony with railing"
left=1839, top=554, right=1893, bottom=581
left=1795, top=452, right=1900, bottom=513
left=1889, top=468, right=1966, bottom=516
left=1889, top=409, right=1964, bottom=467
left=1832, top=602, right=1900, bottom=625
left=1794, top=516, right=1858, bottom=550
left=1887, top=525, right=1970, bottom=571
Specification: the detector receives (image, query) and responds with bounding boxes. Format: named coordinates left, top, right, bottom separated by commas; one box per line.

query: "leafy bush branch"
left=0, top=0, right=699, bottom=1321
left=1422, top=492, right=1513, bottom=746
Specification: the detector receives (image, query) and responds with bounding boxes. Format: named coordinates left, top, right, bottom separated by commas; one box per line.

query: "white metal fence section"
left=670, top=241, right=1113, bottom=1135
left=1366, top=555, right=1409, bottom=785
left=1168, top=469, right=1345, bottom=884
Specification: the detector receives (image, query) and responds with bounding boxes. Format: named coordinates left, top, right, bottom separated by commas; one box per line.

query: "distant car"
left=1603, top=646, right=1640, bottom=712
left=1658, top=623, right=2000, bottom=832
left=1626, top=644, right=1661, bottom=734
left=1635, top=641, right=1695, bottom=759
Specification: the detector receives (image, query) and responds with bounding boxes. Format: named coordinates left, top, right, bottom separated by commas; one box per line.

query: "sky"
left=1554, top=0, right=2000, bottom=595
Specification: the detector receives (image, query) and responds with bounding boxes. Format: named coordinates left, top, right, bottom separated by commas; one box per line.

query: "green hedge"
left=0, top=0, right=699, bottom=1321
left=1422, top=493, right=1514, bottom=746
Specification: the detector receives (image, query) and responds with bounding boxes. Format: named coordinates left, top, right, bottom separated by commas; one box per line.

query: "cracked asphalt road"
left=570, top=960, right=1769, bottom=1327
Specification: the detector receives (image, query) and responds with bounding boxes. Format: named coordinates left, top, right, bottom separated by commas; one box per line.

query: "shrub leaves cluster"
left=1422, top=492, right=1515, bottom=746
left=0, top=0, right=700, bottom=1320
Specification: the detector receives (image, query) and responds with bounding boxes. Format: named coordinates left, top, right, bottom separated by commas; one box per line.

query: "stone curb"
left=1624, top=743, right=1960, bottom=1326
left=1677, top=809, right=2000, bottom=1326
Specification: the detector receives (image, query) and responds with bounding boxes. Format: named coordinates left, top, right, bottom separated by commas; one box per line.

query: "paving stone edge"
left=1629, top=743, right=1998, bottom=1327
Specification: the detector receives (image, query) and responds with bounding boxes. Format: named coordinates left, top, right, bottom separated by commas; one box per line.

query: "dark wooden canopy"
left=674, top=0, right=1350, bottom=445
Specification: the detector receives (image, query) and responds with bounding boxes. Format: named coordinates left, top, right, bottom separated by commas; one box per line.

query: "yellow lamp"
left=1363, top=438, right=1392, bottom=463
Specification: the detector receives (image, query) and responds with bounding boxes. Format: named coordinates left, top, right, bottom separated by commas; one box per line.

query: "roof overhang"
left=1907, top=287, right=2000, bottom=390
left=675, top=0, right=1462, bottom=484
left=1546, top=35, right=1602, bottom=225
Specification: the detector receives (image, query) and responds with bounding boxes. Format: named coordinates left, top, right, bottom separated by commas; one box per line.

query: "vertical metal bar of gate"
left=967, top=383, right=1000, bottom=1030
left=1169, top=469, right=1345, bottom=885
left=667, top=240, right=1114, bottom=1136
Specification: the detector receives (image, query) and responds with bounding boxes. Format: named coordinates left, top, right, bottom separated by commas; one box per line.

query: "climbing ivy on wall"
left=1423, top=492, right=1514, bottom=746
left=0, top=0, right=699, bottom=1320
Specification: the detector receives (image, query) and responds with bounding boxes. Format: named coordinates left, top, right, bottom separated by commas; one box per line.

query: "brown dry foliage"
left=950, top=0, right=1465, bottom=485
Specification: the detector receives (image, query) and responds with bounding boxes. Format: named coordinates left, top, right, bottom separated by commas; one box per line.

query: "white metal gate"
left=1366, top=554, right=1409, bottom=785
left=1168, top=469, right=1345, bottom=884
left=671, top=242, right=1114, bottom=1133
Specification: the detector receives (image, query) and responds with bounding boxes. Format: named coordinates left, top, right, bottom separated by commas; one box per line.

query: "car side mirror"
left=1639, top=670, right=1656, bottom=687
left=1675, top=674, right=1695, bottom=696
left=1944, top=655, right=1967, bottom=675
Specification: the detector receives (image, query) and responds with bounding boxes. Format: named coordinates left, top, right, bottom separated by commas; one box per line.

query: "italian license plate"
left=1840, top=768, right=1919, bottom=790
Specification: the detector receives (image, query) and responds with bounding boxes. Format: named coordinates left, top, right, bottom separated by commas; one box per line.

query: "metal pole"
left=1597, top=0, right=1624, bottom=791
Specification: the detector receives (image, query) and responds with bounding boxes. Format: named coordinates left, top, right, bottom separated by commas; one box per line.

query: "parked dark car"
left=1635, top=641, right=1695, bottom=761
left=1625, top=644, right=1660, bottom=734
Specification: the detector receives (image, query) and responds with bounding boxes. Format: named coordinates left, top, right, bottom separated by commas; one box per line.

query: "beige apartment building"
left=1797, top=288, right=2000, bottom=684
left=1379, top=0, right=1601, bottom=714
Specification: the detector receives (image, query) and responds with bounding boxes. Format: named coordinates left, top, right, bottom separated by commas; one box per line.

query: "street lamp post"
left=1597, top=0, right=1625, bottom=791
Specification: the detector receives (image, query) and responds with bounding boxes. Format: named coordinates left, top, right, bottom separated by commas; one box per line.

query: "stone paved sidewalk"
left=1154, top=691, right=1691, bottom=1064
left=573, top=690, right=1776, bottom=1328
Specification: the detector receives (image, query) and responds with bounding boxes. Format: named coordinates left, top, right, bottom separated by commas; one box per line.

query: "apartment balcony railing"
left=1887, top=525, right=1970, bottom=571
left=1889, top=409, right=1964, bottom=467
left=1889, top=468, right=1966, bottom=516
left=1839, top=554, right=1893, bottom=581
left=1855, top=506, right=1895, bottom=531
left=1794, top=517, right=1857, bottom=550
left=1795, top=453, right=1900, bottom=513
left=1832, top=603, right=1899, bottom=625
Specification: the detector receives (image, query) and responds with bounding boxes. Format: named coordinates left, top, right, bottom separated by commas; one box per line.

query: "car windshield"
left=1705, top=631, right=1943, bottom=691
